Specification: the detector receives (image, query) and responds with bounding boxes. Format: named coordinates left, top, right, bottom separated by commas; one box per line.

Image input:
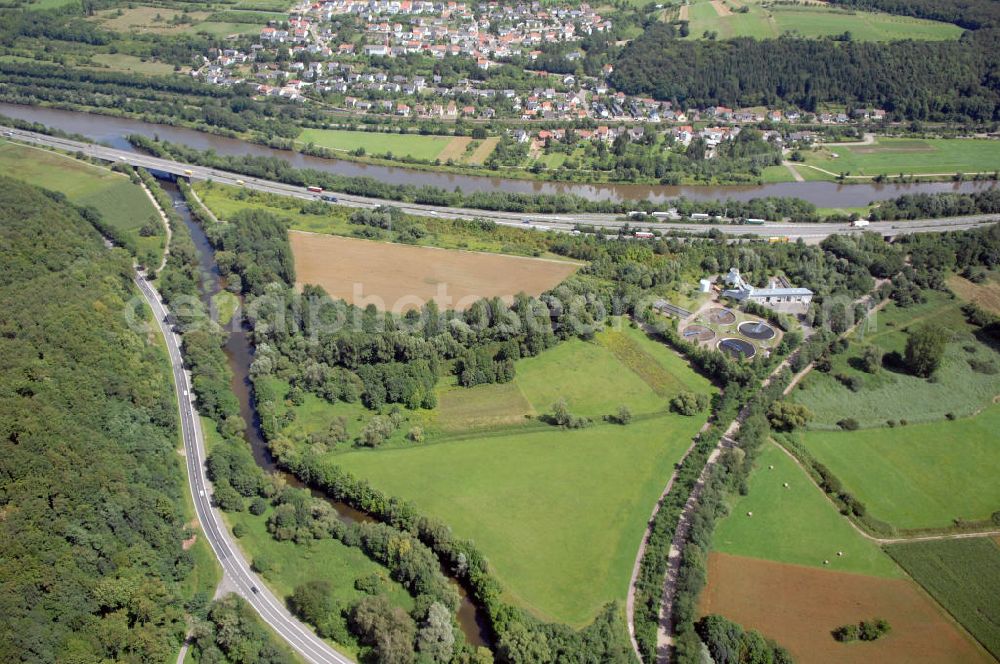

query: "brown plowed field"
left=700, top=552, right=993, bottom=664
left=290, top=232, right=579, bottom=312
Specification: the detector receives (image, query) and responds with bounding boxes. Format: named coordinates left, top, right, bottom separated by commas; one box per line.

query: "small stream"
left=160, top=180, right=490, bottom=647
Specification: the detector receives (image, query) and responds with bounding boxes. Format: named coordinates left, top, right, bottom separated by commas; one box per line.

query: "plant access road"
left=133, top=270, right=354, bottom=664
left=6, top=127, right=999, bottom=242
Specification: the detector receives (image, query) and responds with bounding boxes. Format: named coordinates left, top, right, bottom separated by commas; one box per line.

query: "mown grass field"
left=333, top=414, right=705, bottom=627
left=793, top=291, right=1000, bottom=428
left=0, top=140, right=165, bottom=266
left=428, top=322, right=714, bottom=433
left=886, top=537, right=1000, bottom=661
left=684, top=0, right=962, bottom=41
left=802, top=138, right=1000, bottom=177
left=799, top=406, right=1000, bottom=530
left=90, top=53, right=180, bottom=75
left=712, top=442, right=901, bottom=576
left=275, top=323, right=714, bottom=626
left=298, top=129, right=456, bottom=161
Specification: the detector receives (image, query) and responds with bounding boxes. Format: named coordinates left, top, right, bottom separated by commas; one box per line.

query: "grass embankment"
left=0, top=139, right=165, bottom=266
left=192, top=181, right=559, bottom=257
left=712, top=443, right=901, bottom=577
left=274, top=322, right=714, bottom=626
left=801, top=138, right=1000, bottom=179
left=799, top=406, right=1000, bottom=530
left=684, top=0, right=963, bottom=41
left=793, top=291, right=1000, bottom=427
left=886, top=538, right=1000, bottom=661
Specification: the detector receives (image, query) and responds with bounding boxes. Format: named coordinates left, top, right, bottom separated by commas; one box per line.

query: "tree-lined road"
left=134, top=271, right=353, bottom=664
left=7, top=127, right=998, bottom=242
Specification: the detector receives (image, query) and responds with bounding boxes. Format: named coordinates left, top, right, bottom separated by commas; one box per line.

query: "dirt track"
left=290, top=231, right=579, bottom=312
left=700, top=552, right=994, bottom=664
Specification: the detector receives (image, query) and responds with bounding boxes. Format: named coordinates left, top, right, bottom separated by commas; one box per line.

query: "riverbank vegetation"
left=0, top=177, right=192, bottom=662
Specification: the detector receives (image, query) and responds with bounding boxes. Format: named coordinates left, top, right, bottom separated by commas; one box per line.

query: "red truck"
left=306, top=185, right=323, bottom=193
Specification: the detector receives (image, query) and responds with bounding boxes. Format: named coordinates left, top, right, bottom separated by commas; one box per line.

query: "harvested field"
left=289, top=232, right=578, bottom=312
left=678, top=3, right=689, bottom=19
left=948, top=273, right=1000, bottom=315
left=466, top=137, right=500, bottom=165
left=436, top=137, right=472, bottom=162
left=701, top=552, right=993, bottom=664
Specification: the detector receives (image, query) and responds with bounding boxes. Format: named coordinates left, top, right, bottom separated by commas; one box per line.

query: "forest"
left=611, top=24, right=1000, bottom=122
left=0, top=177, right=191, bottom=662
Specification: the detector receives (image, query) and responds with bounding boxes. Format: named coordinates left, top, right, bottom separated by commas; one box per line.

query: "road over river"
left=6, top=127, right=998, bottom=242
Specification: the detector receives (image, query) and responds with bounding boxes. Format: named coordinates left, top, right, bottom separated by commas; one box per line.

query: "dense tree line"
left=696, top=615, right=794, bottom=664
left=611, top=24, right=1000, bottom=122
left=206, top=208, right=296, bottom=295
left=826, top=0, right=1000, bottom=30
left=869, top=188, right=1000, bottom=220
left=0, top=177, right=193, bottom=662
left=190, top=595, right=297, bottom=664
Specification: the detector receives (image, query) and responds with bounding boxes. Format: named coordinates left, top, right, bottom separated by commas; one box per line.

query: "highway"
left=5, top=127, right=998, bottom=241
left=133, top=271, right=353, bottom=664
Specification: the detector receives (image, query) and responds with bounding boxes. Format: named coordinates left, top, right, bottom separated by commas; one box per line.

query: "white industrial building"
left=722, top=268, right=813, bottom=314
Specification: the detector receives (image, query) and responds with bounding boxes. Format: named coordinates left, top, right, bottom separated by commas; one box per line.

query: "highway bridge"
left=6, top=127, right=998, bottom=242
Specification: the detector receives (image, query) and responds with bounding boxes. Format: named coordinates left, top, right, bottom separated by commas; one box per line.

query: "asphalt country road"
left=6, top=127, right=999, bottom=241
left=134, top=271, right=354, bottom=664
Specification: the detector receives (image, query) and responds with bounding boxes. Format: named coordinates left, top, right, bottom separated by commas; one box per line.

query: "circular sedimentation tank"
left=739, top=320, right=776, bottom=340
left=681, top=324, right=716, bottom=342
left=718, top=337, right=757, bottom=360
left=707, top=307, right=737, bottom=325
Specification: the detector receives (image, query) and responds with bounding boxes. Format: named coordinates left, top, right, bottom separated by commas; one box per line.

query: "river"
left=159, top=180, right=490, bottom=648
left=3, top=102, right=995, bottom=207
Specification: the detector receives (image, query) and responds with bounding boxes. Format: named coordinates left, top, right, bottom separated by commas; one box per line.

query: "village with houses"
left=190, top=0, right=889, bottom=168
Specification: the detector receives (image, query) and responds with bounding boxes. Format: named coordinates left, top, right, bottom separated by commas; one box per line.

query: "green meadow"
left=272, top=322, right=715, bottom=626
left=712, top=443, right=902, bottom=577
left=333, top=414, right=705, bottom=627
left=298, top=128, right=455, bottom=161
left=0, top=140, right=165, bottom=266
left=684, top=0, right=962, bottom=42
left=793, top=291, right=1000, bottom=428
left=800, top=406, right=1000, bottom=530
left=803, top=138, right=1000, bottom=178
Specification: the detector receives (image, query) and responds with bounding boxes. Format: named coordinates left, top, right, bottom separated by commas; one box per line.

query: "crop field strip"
left=886, top=538, right=1000, bottom=661
left=288, top=231, right=579, bottom=312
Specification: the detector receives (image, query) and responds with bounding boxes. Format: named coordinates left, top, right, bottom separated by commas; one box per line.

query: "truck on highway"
left=852, top=219, right=870, bottom=228
left=745, top=218, right=766, bottom=225
left=307, top=185, right=323, bottom=193
left=183, top=169, right=193, bottom=176
left=635, top=231, right=655, bottom=239
left=321, top=193, right=338, bottom=202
